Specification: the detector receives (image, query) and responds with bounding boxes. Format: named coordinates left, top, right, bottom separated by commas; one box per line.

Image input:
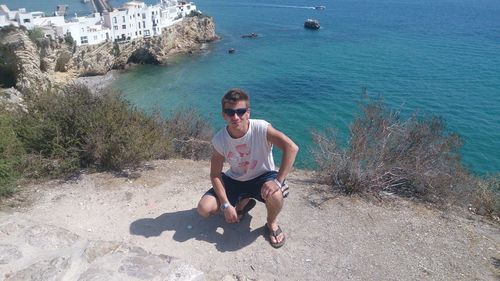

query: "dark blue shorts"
left=204, top=171, right=278, bottom=206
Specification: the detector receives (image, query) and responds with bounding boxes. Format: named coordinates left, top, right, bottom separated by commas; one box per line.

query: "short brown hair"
left=221, top=88, right=250, bottom=109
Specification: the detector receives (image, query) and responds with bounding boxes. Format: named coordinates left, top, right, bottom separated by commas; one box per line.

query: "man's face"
left=222, top=100, right=250, bottom=130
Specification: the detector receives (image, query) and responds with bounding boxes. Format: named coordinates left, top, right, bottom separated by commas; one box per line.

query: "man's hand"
left=223, top=205, right=239, bottom=223
left=261, top=181, right=280, bottom=201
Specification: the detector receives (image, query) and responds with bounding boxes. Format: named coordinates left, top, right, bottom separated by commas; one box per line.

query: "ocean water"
left=4, top=0, right=500, bottom=174
left=1, top=0, right=91, bottom=17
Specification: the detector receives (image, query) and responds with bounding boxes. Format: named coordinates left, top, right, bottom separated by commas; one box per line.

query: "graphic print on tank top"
left=226, top=144, right=258, bottom=177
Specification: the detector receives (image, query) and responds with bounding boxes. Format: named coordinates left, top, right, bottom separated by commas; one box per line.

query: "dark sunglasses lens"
left=235, top=109, right=247, bottom=116
left=224, top=109, right=235, bottom=116
left=224, top=108, right=247, bottom=116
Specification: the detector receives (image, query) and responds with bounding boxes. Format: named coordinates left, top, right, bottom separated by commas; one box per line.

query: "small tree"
left=64, top=33, right=74, bottom=46
left=28, top=27, right=45, bottom=42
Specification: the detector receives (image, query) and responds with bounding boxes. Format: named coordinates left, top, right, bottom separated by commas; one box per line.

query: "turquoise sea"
left=3, top=0, right=499, bottom=174
left=1, top=0, right=91, bottom=17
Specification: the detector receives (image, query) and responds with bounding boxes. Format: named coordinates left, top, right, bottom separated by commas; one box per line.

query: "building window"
left=114, top=26, right=118, bottom=30
left=81, top=36, right=88, bottom=44
left=23, top=19, right=31, bottom=23
left=113, top=17, right=117, bottom=24
left=135, top=31, right=137, bottom=35
left=138, top=22, right=141, bottom=28
left=122, top=16, right=125, bottom=22
left=142, top=13, right=146, bottom=19
left=139, top=31, right=142, bottom=35
left=145, top=30, right=150, bottom=36
left=122, top=25, right=126, bottom=29
left=143, top=21, right=146, bottom=28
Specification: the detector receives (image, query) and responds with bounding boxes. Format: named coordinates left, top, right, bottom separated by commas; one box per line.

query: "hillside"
left=1, top=159, right=498, bottom=280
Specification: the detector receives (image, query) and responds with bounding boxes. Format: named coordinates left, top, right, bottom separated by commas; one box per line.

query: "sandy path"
left=1, top=159, right=499, bottom=280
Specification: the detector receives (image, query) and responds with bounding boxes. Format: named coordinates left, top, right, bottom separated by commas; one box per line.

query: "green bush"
left=64, top=33, right=74, bottom=46
left=0, top=83, right=213, bottom=197
left=13, top=84, right=212, bottom=178
left=28, top=27, right=45, bottom=42
left=0, top=107, right=25, bottom=195
left=186, top=10, right=205, bottom=18
left=81, top=90, right=172, bottom=170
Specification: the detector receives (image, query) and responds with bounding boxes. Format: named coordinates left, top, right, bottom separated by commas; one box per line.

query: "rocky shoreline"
left=0, top=15, right=218, bottom=96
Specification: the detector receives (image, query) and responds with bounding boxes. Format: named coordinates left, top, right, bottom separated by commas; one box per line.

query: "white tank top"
left=212, top=119, right=276, bottom=181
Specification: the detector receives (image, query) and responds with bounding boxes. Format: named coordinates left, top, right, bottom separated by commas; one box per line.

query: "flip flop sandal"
left=266, top=224, right=286, bottom=248
left=237, top=198, right=256, bottom=220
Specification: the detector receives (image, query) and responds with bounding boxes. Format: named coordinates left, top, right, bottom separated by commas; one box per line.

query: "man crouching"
left=197, top=88, right=299, bottom=248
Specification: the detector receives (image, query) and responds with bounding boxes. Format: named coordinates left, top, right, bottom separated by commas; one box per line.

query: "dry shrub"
left=313, top=99, right=472, bottom=204
left=470, top=175, right=500, bottom=217
left=164, top=107, right=212, bottom=160
left=55, top=51, right=72, bottom=72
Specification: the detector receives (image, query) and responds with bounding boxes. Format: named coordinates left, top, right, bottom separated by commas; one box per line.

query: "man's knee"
left=197, top=196, right=217, bottom=218
left=263, top=181, right=283, bottom=206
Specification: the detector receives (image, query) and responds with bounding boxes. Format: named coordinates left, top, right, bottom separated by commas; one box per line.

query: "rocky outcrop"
left=0, top=15, right=218, bottom=93
left=0, top=216, right=205, bottom=280
left=0, top=30, right=52, bottom=93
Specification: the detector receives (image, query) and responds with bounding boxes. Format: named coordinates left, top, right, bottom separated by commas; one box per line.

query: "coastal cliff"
left=0, top=15, right=218, bottom=93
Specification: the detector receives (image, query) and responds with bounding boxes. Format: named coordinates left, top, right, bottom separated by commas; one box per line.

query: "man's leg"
left=262, top=181, right=285, bottom=245
left=197, top=194, right=219, bottom=218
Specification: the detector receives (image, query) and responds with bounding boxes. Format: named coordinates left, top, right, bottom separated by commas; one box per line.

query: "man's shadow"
left=130, top=208, right=265, bottom=252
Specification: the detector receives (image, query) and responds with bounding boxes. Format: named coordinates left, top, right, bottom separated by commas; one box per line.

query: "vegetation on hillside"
left=0, top=84, right=212, bottom=195
left=0, top=83, right=497, bottom=218
left=312, top=98, right=499, bottom=217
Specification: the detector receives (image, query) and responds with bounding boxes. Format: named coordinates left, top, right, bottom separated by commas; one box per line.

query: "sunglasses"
left=223, top=108, right=248, bottom=117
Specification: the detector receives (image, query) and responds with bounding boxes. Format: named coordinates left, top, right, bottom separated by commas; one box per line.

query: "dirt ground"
left=1, top=159, right=499, bottom=280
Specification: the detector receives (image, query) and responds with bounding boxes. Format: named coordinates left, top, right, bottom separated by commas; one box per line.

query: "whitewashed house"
left=0, top=14, right=9, bottom=27
left=0, top=5, right=64, bottom=30
left=102, top=0, right=197, bottom=42
left=1, top=1, right=199, bottom=45
left=54, top=13, right=110, bottom=46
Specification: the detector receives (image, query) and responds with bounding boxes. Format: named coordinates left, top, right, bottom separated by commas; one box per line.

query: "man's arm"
left=210, top=148, right=239, bottom=223
left=266, top=124, right=299, bottom=184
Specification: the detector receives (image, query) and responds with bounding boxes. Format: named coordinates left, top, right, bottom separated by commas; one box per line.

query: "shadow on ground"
left=130, top=208, right=265, bottom=252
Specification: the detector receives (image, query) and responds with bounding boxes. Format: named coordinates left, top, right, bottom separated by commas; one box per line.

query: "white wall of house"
left=1, top=1, right=200, bottom=45
left=54, top=14, right=110, bottom=46
left=0, top=14, right=9, bottom=27
left=32, top=15, right=65, bottom=27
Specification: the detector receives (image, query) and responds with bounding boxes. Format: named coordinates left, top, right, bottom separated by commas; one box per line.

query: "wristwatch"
left=220, top=202, right=230, bottom=211
left=274, top=179, right=289, bottom=198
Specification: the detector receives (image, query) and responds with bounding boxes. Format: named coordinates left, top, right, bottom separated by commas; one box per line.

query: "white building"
left=0, top=1, right=199, bottom=46
left=54, top=13, right=110, bottom=46
left=0, top=5, right=64, bottom=29
left=102, top=0, right=197, bottom=42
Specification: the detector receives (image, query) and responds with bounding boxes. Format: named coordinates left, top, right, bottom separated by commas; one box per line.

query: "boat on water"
left=304, top=19, right=320, bottom=30
left=314, top=5, right=326, bottom=10
left=241, top=32, right=258, bottom=38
